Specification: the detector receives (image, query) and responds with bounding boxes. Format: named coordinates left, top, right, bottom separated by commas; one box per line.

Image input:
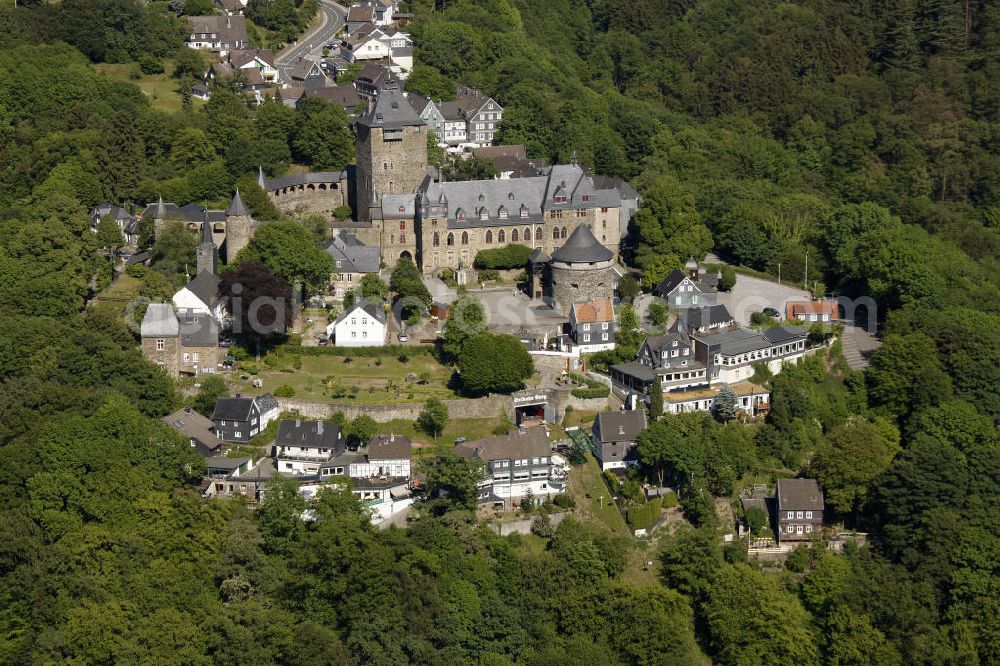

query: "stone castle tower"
left=546, top=224, right=616, bottom=315
left=354, top=81, right=428, bottom=222
left=224, top=189, right=253, bottom=263
left=196, top=210, right=218, bottom=276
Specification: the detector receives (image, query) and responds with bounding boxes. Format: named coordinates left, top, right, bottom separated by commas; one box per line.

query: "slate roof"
left=572, top=299, right=615, bottom=324
left=183, top=270, right=219, bottom=309
left=162, top=407, right=222, bottom=452
left=143, top=201, right=227, bottom=223
left=325, top=233, right=381, bottom=273
left=205, top=456, right=249, bottom=472
left=255, top=393, right=278, bottom=413
left=229, top=48, right=275, bottom=69
left=459, top=427, right=549, bottom=462
left=276, top=419, right=343, bottom=451
left=777, top=478, right=824, bottom=512
left=347, top=4, right=375, bottom=21
left=367, top=434, right=412, bottom=460
left=303, top=85, right=362, bottom=110
left=141, top=303, right=179, bottom=337
left=260, top=170, right=347, bottom=191
left=178, top=311, right=219, bottom=347
left=610, top=362, right=657, bottom=382
left=212, top=397, right=255, bottom=422
left=763, top=326, right=808, bottom=344
left=592, top=410, right=647, bottom=443
left=187, top=15, right=248, bottom=42
left=333, top=298, right=387, bottom=326
left=642, top=333, right=690, bottom=357
left=678, top=304, right=734, bottom=331
left=655, top=267, right=719, bottom=297
left=551, top=224, right=613, bottom=264
left=473, top=144, right=526, bottom=162
left=407, top=93, right=435, bottom=116
left=528, top=247, right=550, bottom=264
left=355, top=81, right=423, bottom=129
left=227, top=190, right=250, bottom=217
left=694, top=327, right=770, bottom=356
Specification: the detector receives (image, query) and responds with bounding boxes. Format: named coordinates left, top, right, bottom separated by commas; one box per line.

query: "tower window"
left=447, top=233, right=454, bottom=246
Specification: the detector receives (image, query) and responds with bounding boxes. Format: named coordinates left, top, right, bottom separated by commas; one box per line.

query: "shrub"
left=273, top=384, right=296, bottom=397
left=473, top=243, right=533, bottom=270
left=292, top=355, right=302, bottom=370
left=477, top=269, right=500, bottom=282
left=626, top=501, right=661, bottom=531
left=125, top=264, right=146, bottom=278
left=553, top=493, right=576, bottom=509
left=660, top=491, right=679, bottom=509
left=571, top=385, right=610, bottom=399
left=139, top=55, right=165, bottom=75
left=333, top=205, right=352, bottom=220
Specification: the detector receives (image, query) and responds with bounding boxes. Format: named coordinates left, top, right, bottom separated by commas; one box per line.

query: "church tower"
left=224, top=189, right=253, bottom=264
left=354, top=80, right=428, bottom=222
left=196, top=210, right=217, bottom=276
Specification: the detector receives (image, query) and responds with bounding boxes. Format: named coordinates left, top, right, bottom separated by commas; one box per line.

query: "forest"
left=0, top=0, right=998, bottom=664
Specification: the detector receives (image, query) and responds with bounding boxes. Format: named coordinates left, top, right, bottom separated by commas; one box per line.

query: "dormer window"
left=508, top=192, right=514, bottom=200
left=479, top=208, right=488, bottom=220
left=478, top=193, right=485, bottom=203
left=554, top=194, right=567, bottom=204
left=520, top=205, right=528, bottom=218
left=455, top=208, right=465, bottom=221
left=582, top=195, right=590, bottom=203
left=672, top=340, right=678, bottom=347
left=498, top=206, right=508, bottom=219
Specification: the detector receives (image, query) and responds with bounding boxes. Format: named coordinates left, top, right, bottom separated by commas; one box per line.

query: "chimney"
left=317, top=421, right=324, bottom=435
left=295, top=419, right=301, bottom=427
left=235, top=392, right=241, bottom=398
left=618, top=425, right=625, bottom=436
left=184, top=406, right=191, bottom=413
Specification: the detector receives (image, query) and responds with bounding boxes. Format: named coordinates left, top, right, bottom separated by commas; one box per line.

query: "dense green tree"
left=417, top=396, right=449, bottom=439
left=291, top=97, right=354, bottom=170
left=812, top=417, right=901, bottom=519
left=457, top=333, right=533, bottom=395
left=440, top=295, right=487, bottom=362
left=236, top=220, right=333, bottom=290
left=193, top=376, right=228, bottom=417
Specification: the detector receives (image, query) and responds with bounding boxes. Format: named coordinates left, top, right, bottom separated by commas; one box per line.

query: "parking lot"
left=716, top=274, right=811, bottom=325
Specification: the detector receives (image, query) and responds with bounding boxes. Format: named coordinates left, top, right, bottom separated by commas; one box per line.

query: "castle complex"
left=152, top=82, right=638, bottom=293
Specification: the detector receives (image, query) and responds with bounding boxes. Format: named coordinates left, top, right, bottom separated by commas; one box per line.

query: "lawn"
left=90, top=274, right=143, bottom=323
left=567, top=454, right=630, bottom=537
left=233, top=352, right=459, bottom=404
left=95, top=60, right=203, bottom=114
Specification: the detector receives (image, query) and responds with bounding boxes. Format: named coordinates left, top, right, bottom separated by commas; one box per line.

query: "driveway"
left=716, top=274, right=811, bottom=325
left=275, top=0, right=346, bottom=77
left=841, top=324, right=880, bottom=370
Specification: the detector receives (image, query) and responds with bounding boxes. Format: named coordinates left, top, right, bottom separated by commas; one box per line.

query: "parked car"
left=397, top=331, right=409, bottom=342
left=318, top=336, right=329, bottom=346
left=763, top=307, right=780, bottom=318
left=219, top=337, right=235, bottom=347
left=251, top=378, right=263, bottom=388
left=454, top=437, right=468, bottom=445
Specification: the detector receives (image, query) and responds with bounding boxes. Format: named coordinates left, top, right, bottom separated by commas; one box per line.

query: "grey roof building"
left=551, top=224, right=613, bottom=264
left=325, top=233, right=381, bottom=274
left=367, top=434, right=412, bottom=460
left=177, top=311, right=219, bottom=347
left=777, top=478, right=824, bottom=542
left=141, top=303, right=179, bottom=337
left=332, top=297, right=386, bottom=326
left=591, top=410, right=647, bottom=471
left=355, top=81, right=423, bottom=130
left=162, top=406, right=223, bottom=457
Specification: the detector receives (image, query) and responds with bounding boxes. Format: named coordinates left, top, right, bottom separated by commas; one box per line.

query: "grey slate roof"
left=205, top=456, right=249, bottom=472
left=610, top=362, right=657, bottom=382
left=763, top=326, right=808, bottom=344
left=356, top=81, right=423, bottom=129
left=187, top=15, right=248, bottom=42
left=333, top=298, right=387, bottom=326
left=325, top=233, right=381, bottom=273
left=255, top=393, right=278, bottom=413
left=178, top=311, right=219, bottom=347
left=141, top=303, right=179, bottom=337
left=528, top=247, right=550, bottom=264
left=212, top=397, right=255, bottom=422
left=551, top=224, right=613, bottom=264
left=367, top=434, right=411, bottom=460
left=227, top=190, right=250, bottom=217
left=777, top=478, right=824, bottom=511
left=276, top=419, right=343, bottom=451
left=162, top=407, right=222, bottom=452
left=679, top=304, right=734, bottom=330
left=183, top=270, right=219, bottom=309
left=458, top=427, right=549, bottom=462
left=260, top=171, right=347, bottom=191
left=592, top=410, right=647, bottom=443
left=143, top=201, right=227, bottom=223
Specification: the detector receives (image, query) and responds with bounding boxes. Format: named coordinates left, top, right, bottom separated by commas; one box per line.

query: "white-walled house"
left=456, top=428, right=568, bottom=509
left=349, top=434, right=411, bottom=479
left=173, top=270, right=225, bottom=321
left=327, top=298, right=387, bottom=347
left=569, top=299, right=616, bottom=353
left=274, top=419, right=345, bottom=475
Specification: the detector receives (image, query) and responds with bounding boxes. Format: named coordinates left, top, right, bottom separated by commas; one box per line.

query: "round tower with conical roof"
left=224, top=189, right=253, bottom=264
left=546, top=224, right=616, bottom=314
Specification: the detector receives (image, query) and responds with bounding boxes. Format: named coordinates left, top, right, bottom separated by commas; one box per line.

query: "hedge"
left=284, top=344, right=434, bottom=358
left=571, top=385, right=610, bottom=399
left=473, top=243, right=533, bottom=269
left=626, top=501, right=662, bottom=531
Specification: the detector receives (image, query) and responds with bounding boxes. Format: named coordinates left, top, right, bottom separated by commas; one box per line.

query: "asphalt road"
left=275, top=0, right=346, bottom=76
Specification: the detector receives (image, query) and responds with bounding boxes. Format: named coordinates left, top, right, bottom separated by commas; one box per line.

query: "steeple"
left=257, top=166, right=267, bottom=189
left=196, top=210, right=218, bottom=276
left=227, top=189, right=251, bottom=218
left=156, top=195, right=167, bottom=220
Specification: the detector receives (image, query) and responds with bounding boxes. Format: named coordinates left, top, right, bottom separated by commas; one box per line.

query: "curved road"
left=276, top=0, right=346, bottom=77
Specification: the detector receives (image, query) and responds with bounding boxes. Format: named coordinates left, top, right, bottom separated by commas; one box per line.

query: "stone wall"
left=487, top=512, right=568, bottom=536
left=356, top=124, right=427, bottom=223
left=269, top=182, right=348, bottom=217
left=141, top=336, right=179, bottom=376
left=549, top=259, right=616, bottom=315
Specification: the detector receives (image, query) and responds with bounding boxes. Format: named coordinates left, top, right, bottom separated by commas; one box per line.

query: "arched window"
left=498, top=229, right=505, bottom=243
left=511, top=229, right=519, bottom=242
left=524, top=227, right=531, bottom=242
left=552, top=227, right=560, bottom=240
left=433, top=232, right=440, bottom=246
left=561, top=226, right=568, bottom=239
left=446, top=232, right=454, bottom=246
left=535, top=227, right=543, bottom=241
left=461, top=231, right=469, bottom=245
left=486, top=229, right=493, bottom=243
